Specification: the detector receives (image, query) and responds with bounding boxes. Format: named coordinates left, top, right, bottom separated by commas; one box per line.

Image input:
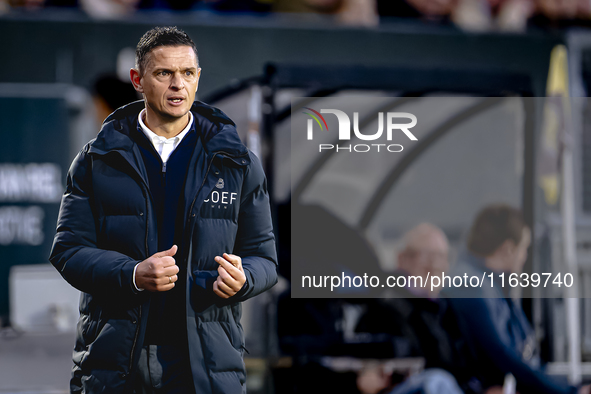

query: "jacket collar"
left=88, top=100, right=250, bottom=166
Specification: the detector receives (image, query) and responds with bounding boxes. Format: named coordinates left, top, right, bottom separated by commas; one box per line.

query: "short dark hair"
left=467, top=204, right=527, bottom=257
left=135, top=26, right=198, bottom=76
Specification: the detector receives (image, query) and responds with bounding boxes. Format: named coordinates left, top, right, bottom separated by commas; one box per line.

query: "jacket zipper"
left=127, top=308, right=141, bottom=377
left=127, top=184, right=150, bottom=376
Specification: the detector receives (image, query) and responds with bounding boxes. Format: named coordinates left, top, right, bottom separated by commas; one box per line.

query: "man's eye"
left=158, top=71, right=170, bottom=76
left=185, top=71, right=193, bottom=76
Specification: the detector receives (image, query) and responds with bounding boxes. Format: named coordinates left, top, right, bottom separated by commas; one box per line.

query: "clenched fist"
left=135, top=245, right=179, bottom=292
left=213, top=253, right=246, bottom=299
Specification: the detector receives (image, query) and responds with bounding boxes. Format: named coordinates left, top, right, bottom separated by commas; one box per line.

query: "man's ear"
left=130, top=68, right=144, bottom=94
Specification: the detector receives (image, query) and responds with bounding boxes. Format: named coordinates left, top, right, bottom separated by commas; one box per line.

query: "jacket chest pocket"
left=200, top=181, right=241, bottom=222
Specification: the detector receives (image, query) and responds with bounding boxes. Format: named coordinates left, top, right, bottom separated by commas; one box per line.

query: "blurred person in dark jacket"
left=355, top=223, right=478, bottom=394
left=50, top=26, right=277, bottom=394
left=444, top=204, right=590, bottom=394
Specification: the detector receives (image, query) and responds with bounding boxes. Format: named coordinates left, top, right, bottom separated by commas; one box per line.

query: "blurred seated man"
left=356, top=223, right=478, bottom=394
left=443, top=204, right=590, bottom=394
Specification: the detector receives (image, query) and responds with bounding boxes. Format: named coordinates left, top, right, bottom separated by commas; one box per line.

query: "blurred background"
left=4, top=1, right=591, bottom=393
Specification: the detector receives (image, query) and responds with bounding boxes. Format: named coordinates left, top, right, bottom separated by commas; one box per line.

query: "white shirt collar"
left=138, top=108, right=194, bottom=163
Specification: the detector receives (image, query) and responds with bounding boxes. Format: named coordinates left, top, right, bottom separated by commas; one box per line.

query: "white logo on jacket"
left=204, top=191, right=237, bottom=206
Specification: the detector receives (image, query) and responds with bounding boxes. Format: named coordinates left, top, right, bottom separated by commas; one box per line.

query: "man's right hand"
left=135, top=245, right=179, bottom=292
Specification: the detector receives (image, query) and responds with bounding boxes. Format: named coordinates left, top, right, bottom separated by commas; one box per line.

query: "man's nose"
left=170, top=72, right=184, bottom=90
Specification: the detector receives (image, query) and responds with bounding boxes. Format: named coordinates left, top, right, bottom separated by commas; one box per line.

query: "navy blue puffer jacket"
left=49, top=100, right=278, bottom=394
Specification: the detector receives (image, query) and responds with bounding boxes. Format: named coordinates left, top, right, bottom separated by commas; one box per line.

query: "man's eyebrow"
left=152, top=67, right=197, bottom=72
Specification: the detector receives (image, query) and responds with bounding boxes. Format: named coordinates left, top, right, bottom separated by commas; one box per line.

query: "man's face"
left=131, top=45, right=200, bottom=124
left=399, top=231, right=449, bottom=280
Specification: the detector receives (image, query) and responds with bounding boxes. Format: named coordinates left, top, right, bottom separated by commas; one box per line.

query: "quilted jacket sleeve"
left=230, top=151, right=278, bottom=302
left=49, top=146, right=140, bottom=301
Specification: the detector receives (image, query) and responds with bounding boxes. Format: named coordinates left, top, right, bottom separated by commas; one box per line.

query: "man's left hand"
left=213, top=253, right=246, bottom=298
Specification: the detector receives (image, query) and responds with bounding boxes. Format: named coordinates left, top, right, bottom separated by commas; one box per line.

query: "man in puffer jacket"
left=50, top=26, right=278, bottom=394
